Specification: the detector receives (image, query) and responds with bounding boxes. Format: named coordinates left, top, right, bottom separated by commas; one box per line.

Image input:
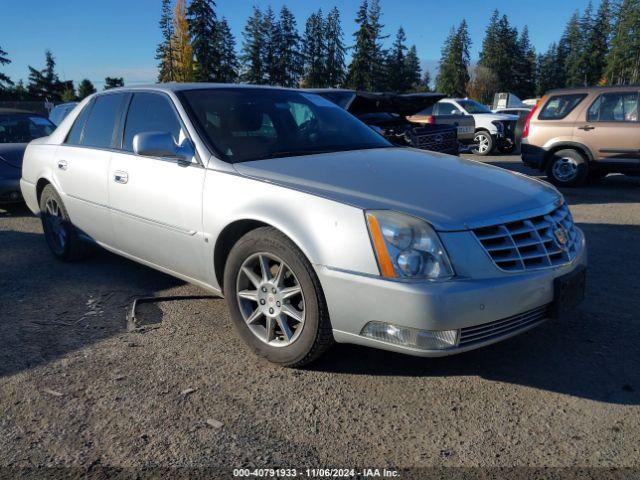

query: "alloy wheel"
left=43, top=197, right=67, bottom=251
left=235, top=252, right=305, bottom=347
left=552, top=157, right=579, bottom=182
left=475, top=134, right=490, bottom=154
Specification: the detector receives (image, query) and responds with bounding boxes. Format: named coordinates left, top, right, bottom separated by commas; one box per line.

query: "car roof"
left=94, top=83, right=302, bottom=95
left=0, top=108, right=41, bottom=115
left=546, top=85, right=640, bottom=95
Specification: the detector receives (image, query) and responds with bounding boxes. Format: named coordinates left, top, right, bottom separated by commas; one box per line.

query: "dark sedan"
left=0, top=109, right=55, bottom=203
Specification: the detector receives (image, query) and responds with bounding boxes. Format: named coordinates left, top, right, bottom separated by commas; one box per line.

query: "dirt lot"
left=1, top=155, right=639, bottom=475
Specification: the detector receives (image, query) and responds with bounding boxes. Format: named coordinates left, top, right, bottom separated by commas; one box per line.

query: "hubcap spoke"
left=238, top=289, right=259, bottom=302
left=281, top=285, right=301, bottom=300
left=245, top=307, right=263, bottom=325
left=282, top=304, right=303, bottom=323
left=265, top=316, right=276, bottom=342
left=241, top=266, right=262, bottom=289
left=276, top=314, right=294, bottom=341
left=273, top=262, right=284, bottom=287
left=258, top=255, right=270, bottom=282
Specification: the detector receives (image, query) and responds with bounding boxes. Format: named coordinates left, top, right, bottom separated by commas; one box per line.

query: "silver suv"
left=21, top=84, right=587, bottom=366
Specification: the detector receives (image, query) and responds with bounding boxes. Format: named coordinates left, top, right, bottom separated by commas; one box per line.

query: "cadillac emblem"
left=553, top=224, right=569, bottom=249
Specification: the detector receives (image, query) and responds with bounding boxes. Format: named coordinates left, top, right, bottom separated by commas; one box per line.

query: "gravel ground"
left=0, top=155, right=639, bottom=475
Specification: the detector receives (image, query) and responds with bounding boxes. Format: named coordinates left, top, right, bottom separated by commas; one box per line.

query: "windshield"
left=457, top=99, right=493, bottom=114
left=0, top=114, right=55, bottom=143
left=180, top=88, right=392, bottom=163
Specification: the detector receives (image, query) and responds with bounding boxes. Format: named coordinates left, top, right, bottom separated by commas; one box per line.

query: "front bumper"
left=315, top=229, right=587, bottom=357
left=0, top=176, right=22, bottom=203
left=520, top=142, right=547, bottom=169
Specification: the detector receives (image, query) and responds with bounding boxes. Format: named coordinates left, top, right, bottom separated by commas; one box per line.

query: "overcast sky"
left=2, top=0, right=598, bottom=88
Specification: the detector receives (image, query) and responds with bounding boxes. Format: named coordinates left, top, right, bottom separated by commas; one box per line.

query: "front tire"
left=546, top=149, right=588, bottom=187
left=472, top=131, right=494, bottom=156
left=223, top=227, right=333, bottom=367
left=39, top=184, right=91, bottom=261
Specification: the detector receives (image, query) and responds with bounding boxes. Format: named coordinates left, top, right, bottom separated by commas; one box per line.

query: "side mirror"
left=133, top=132, right=195, bottom=163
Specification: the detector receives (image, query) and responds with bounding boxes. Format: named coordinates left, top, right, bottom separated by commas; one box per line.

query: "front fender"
left=203, top=169, right=379, bottom=289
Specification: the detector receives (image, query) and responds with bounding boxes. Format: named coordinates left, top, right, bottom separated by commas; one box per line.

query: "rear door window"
left=65, top=103, right=92, bottom=145
left=81, top=94, right=126, bottom=148
left=123, top=92, right=184, bottom=152
left=538, top=94, right=586, bottom=120
left=587, top=92, right=639, bottom=122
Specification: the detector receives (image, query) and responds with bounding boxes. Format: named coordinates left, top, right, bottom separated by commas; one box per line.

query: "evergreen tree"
left=241, top=7, right=265, bottom=84
left=216, top=17, right=239, bottom=82
left=261, top=7, right=280, bottom=85
left=514, top=26, right=536, bottom=98
left=187, top=0, right=218, bottom=82
left=559, top=11, right=584, bottom=86
left=386, top=27, right=409, bottom=92
left=467, top=65, right=499, bottom=104
left=586, top=0, right=613, bottom=84
left=27, top=50, right=65, bottom=101
left=77, top=79, right=97, bottom=99
left=478, top=11, right=520, bottom=94
left=435, top=21, right=471, bottom=97
left=536, top=43, right=565, bottom=95
left=367, top=0, right=388, bottom=90
left=419, top=68, right=431, bottom=92
left=604, top=0, right=640, bottom=84
left=104, top=77, right=124, bottom=89
left=404, top=45, right=422, bottom=91
left=156, top=0, right=176, bottom=82
left=274, top=6, right=303, bottom=87
left=324, top=7, right=346, bottom=88
left=61, top=83, right=76, bottom=102
left=171, top=0, right=194, bottom=82
left=302, top=10, right=327, bottom=87
left=0, top=45, right=12, bottom=89
left=346, top=0, right=375, bottom=90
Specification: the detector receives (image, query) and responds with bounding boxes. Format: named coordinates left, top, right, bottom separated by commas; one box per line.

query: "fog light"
left=361, top=322, right=459, bottom=350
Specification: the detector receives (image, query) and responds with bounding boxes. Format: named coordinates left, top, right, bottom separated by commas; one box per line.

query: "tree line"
left=156, top=0, right=427, bottom=92
left=437, top=0, right=640, bottom=102
left=0, top=49, right=124, bottom=102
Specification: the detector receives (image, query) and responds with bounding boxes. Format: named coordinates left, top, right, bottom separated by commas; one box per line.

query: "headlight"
left=491, top=120, right=504, bottom=134
left=365, top=210, right=454, bottom=280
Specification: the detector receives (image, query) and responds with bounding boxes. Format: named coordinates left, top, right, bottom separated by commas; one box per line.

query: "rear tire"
left=472, top=131, right=494, bottom=156
left=223, top=227, right=334, bottom=367
left=39, top=184, right=92, bottom=261
left=546, top=149, right=588, bottom=187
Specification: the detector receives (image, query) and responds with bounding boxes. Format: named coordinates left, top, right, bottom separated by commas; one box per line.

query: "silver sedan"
left=20, top=84, right=587, bottom=366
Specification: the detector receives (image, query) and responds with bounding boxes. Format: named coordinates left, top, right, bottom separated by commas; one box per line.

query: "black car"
left=309, top=90, right=460, bottom=156
left=0, top=109, right=56, bottom=203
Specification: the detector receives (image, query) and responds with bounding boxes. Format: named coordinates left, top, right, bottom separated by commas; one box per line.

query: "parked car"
left=521, top=86, right=640, bottom=186
left=437, top=98, right=519, bottom=155
left=493, top=107, right=531, bottom=116
left=310, top=90, right=461, bottom=155
left=0, top=108, right=56, bottom=203
left=49, top=102, right=78, bottom=126
left=406, top=103, right=476, bottom=149
left=21, top=84, right=587, bottom=366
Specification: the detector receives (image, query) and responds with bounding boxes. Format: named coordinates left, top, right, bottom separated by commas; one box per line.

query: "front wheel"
left=223, top=227, right=333, bottom=367
left=546, top=149, right=588, bottom=187
left=472, top=131, right=494, bottom=156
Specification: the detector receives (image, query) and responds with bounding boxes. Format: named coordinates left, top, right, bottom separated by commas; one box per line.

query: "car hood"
left=473, top=113, right=519, bottom=122
left=0, top=143, right=27, bottom=169
left=233, top=147, right=560, bottom=231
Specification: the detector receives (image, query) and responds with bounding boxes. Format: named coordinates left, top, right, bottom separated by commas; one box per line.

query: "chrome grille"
left=459, top=304, right=550, bottom=346
left=473, top=203, right=579, bottom=272
left=414, top=130, right=457, bottom=152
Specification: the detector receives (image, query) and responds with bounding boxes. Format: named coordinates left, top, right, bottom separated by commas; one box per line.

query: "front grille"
left=473, top=203, right=580, bottom=272
left=458, top=304, right=550, bottom=347
left=412, top=129, right=458, bottom=153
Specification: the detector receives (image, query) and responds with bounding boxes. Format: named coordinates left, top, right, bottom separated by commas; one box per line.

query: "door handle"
left=113, top=171, right=129, bottom=184
left=578, top=125, right=595, bottom=131
left=57, top=160, right=68, bottom=170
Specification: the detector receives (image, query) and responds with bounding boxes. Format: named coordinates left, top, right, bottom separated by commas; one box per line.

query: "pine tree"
left=262, top=7, right=280, bottom=85
left=104, top=77, right=124, bottom=89
left=514, top=26, right=536, bottom=98
left=404, top=45, right=422, bottom=91
left=478, top=11, right=520, bottom=94
left=77, top=79, right=96, bottom=99
left=324, top=7, right=346, bottom=88
left=346, top=0, right=375, bottom=90
left=27, top=50, right=65, bottom=101
left=61, top=83, right=76, bottom=102
left=241, top=6, right=265, bottom=84
left=435, top=21, right=471, bottom=97
left=586, top=0, right=612, bottom=84
left=187, top=0, right=218, bottom=82
left=302, top=10, right=327, bottom=87
left=171, top=0, right=194, bottom=82
left=274, top=6, right=303, bottom=87
left=419, top=69, right=431, bottom=92
left=536, top=43, right=564, bottom=95
left=386, top=27, right=408, bottom=92
left=604, top=0, right=640, bottom=84
left=367, top=0, right=388, bottom=90
left=0, top=45, right=12, bottom=89
left=156, top=0, right=176, bottom=82
left=216, top=18, right=238, bottom=82
left=560, top=11, right=584, bottom=86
